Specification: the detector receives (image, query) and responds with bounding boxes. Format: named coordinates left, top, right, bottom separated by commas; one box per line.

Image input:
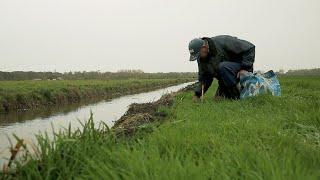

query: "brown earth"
left=113, top=83, right=195, bottom=136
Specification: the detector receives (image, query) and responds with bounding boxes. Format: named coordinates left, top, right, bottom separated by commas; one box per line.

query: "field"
left=0, top=78, right=192, bottom=113
left=4, top=76, right=320, bottom=179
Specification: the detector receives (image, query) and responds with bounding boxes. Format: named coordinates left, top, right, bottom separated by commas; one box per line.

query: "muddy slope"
left=113, top=83, right=195, bottom=136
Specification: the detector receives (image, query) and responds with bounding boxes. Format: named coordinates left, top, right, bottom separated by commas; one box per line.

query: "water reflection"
left=0, top=99, right=101, bottom=127
left=0, top=82, right=194, bottom=165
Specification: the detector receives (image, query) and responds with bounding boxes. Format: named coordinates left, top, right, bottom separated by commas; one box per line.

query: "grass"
left=0, top=78, right=192, bottom=113
left=4, top=76, right=320, bottom=179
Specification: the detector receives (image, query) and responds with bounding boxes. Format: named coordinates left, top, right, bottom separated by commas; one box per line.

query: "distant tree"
left=117, top=69, right=144, bottom=73
left=285, top=68, right=320, bottom=76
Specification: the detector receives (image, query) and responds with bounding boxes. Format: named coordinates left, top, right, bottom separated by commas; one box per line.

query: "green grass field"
left=0, top=78, right=191, bottom=113
left=5, top=76, right=320, bottom=179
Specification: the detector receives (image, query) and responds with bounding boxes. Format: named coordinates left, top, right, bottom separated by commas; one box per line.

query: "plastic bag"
left=240, top=70, right=281, bottom=99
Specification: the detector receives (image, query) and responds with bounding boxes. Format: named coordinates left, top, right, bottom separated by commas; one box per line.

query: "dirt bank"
left=113, top=83, right=195, bottom=136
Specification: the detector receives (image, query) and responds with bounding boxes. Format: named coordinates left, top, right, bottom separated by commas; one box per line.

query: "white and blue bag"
left=240, top=70, right=281, bottom=99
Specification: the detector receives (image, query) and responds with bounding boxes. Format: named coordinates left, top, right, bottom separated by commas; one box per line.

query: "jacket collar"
left=201, top=37, right=217, bottom=57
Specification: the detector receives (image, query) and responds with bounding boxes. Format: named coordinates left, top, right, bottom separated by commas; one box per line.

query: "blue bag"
left=240, top=70, right=281, bottom=99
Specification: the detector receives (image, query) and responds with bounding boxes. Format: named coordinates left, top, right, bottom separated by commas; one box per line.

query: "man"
left=189, top=35, right=255, bottom=100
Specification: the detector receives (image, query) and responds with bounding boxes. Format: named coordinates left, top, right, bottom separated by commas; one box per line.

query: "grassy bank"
left=4, top=76, right=320, bottom=179
left=0, top=78, right=192, bottom=113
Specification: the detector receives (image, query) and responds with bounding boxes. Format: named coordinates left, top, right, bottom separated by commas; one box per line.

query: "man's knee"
left=218, top=62, right=229, bottom=75
left=218, top=62, right=241, bottom=87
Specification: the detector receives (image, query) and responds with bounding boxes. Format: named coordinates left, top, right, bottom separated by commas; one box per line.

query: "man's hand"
left=192, top=95, right=200, bottom=102
left=237, top=70, right=248, bottom=78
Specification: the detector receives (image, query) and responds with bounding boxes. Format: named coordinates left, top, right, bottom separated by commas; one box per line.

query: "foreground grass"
left=0, top=78, right=191, bottom=113
left=7, top=76, right=320, bottom=179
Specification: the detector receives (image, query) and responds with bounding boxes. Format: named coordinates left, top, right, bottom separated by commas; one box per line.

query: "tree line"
left=282, top=68, right=320, bottom=76
left=0, top=71, right=197, bottom=81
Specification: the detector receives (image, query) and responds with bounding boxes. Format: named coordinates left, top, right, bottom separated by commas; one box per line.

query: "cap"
left=188, top=38, right=205, bottom=61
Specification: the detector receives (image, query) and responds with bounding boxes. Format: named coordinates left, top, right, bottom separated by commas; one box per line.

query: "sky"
left=0, top=0, right=319, bottom=73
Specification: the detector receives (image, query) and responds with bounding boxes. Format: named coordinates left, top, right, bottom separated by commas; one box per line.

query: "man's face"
left=199, top=46, right=209, bottom=59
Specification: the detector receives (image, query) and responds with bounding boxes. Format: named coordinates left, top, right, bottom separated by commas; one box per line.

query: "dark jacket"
left=194, top=35, right=255, bottom=97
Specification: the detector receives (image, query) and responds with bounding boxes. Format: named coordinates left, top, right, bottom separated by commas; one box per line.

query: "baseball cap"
left=188, top=38, right=205, bottom=61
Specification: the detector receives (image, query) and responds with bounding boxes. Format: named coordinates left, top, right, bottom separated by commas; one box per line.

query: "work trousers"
left=216, top=62, right=243, bottom=99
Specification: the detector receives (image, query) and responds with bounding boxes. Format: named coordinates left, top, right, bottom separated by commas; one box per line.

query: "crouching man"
left=188, top=35, right=255, bottom=100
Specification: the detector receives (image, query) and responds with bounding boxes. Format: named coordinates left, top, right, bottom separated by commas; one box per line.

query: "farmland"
left=3, top=76, right=320, bottom=179
left=0, top=78, right=193, bottom=113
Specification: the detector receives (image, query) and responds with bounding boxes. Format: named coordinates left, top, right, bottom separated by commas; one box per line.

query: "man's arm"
left=194, top=78, right=213, bottom=98
left=193, top=60, right=214, bottom=99
left=241, top=47, right=255, bottom=70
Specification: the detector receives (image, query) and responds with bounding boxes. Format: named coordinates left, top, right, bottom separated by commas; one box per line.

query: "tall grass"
left=5, top=76, right=320, bottom=179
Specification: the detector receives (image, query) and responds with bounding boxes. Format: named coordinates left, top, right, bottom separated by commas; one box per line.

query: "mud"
left=113, top=83, right=195, bottom=136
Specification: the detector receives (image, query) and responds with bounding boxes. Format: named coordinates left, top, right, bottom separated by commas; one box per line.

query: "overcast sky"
left=0, top=0, right=319, bottom=73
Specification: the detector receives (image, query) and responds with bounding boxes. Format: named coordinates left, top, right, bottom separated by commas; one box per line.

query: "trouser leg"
left=216, top=62, right=242, bottom=99
left=218, top=61, right=242, bottom=87
left=215, top=80, right=240, bottom=99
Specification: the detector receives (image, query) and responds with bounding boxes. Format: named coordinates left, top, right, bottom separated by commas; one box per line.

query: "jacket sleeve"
left=194, top=79, right=213, bottom=97
left=194, top=70, right=213, bottom=97
left=241, top=47, right=255, bottom=69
